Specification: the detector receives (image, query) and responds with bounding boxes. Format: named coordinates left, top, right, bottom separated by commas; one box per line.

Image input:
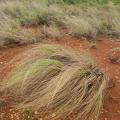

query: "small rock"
left=10, top=114, right=14, bottom=119
left=117, top=110, right=120, bottom=113
left=105, top=118, right=108, bottom=120
left=115, top=76, right=119, bottom=79
left=117, top=80, right=120, bottom=83
left=35, top=111, right=38, bottom=115
left=51, top=113, right=56, bottom=117
left=39, top=118, right=43, bottom=120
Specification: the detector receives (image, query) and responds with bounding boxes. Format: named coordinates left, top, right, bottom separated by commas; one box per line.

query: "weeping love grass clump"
left=0, top=14, right=42, bottom=47
left=0, top=44, right=109, bottom=120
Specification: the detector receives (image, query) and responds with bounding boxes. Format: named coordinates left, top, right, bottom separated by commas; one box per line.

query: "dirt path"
left=0, top=37, right=120, bottom=120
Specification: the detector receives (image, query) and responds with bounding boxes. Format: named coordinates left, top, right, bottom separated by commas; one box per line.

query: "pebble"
left=10, top=114, right=14, bottom=119
left=51, top=113, right=56, bottom=117
left=117, top=80, right=120, bottom=83
left=35, top=111, right=38, bottom=115
left=115, top=76, right=119, bottom=79
left=39, top=118, right=43, bottom=120
left=117, top=110, right=120, bottom=113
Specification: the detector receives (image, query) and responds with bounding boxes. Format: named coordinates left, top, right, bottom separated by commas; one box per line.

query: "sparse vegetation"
left=0, top=0, right=120, bottom=46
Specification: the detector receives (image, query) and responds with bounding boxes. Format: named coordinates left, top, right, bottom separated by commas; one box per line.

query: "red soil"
left=0, top=37, right=120, bottom=120
left=0, top=46, right=31, bottom=80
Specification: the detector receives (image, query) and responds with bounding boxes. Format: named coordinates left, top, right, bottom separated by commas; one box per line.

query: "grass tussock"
left=0, top=44, right=109, bottom=120
left=0, top=15, right=42, bottom=47
left=42, top=25, right=62, bottom=40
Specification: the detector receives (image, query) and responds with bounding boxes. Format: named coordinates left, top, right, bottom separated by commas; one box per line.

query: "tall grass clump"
left=0, top=44, right=109, bottom=120
left=65, top=16, right=98, bottom=38
left=42, top=24, right=62, bottom=40
left=0, top=13, right=43, bottom=46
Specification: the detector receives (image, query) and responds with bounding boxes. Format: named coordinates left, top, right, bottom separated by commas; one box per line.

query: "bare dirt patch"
left=0, top=45, right=33, bottom=80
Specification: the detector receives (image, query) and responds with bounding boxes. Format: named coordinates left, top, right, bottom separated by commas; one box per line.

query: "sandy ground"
left=0, top=37, right=120, bottom=120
